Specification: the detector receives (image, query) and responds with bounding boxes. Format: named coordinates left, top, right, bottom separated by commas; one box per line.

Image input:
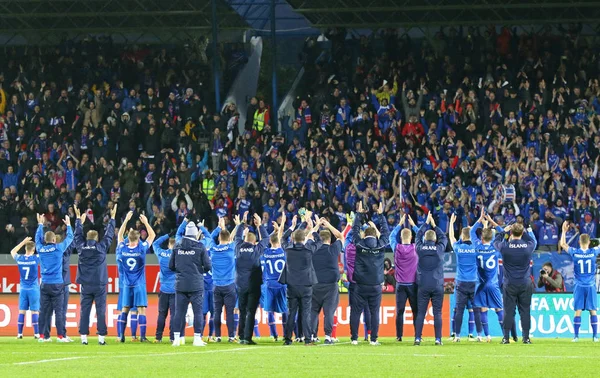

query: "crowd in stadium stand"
left=0, top=25, right=598, bottom=256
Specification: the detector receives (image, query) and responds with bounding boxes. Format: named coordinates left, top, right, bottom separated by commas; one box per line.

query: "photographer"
left=537, top=262, right=565, bottom=292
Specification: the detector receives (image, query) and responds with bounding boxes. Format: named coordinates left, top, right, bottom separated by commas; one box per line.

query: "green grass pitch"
left=0, top=337, right=598, bottom=377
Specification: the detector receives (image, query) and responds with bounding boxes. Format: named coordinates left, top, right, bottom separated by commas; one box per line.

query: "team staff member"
left=414, top=212, right=448, bottom=346
left=234, top=213, right=269, bottom=345
left=310, top=219, right=343, bottom=345
left=350, top=202, right=389, bottom=346
left=493, top=223, right=537, bottom=344
left=280, top=211, right=322, bottom=346
left=170, top=221, right=212, bottom=347
left=73, top=205, right=117, bottom=345
left=389, top=214, right=419, bottom=342
left=35, top=213, right=74, bottom=343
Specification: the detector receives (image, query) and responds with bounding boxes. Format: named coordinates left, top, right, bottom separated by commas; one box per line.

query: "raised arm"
left=493, top=230, right=507, bottom=253
left=389, top=223, right=401, bottom=252
left=56, top=216, right=74, bottom=252
left=35, top=214, right=45, bottom=246
left=415, top=223, right=427, bottom=250
left=140, top=214, right=155, bottom=246
left=152, top=234, right=170, bottom=255
left=11, top=237, right=32, bottom=259
left=118, top=211, right=134, bottom=244
left=470, top=221, right=482, bottom=245
left=175, top=217, right=188, bottom=244
left=559, top=221, right=569, bottom=253
left=449, top=213, right=457, bottom=245
left=100, top=204, right=118, bottom=251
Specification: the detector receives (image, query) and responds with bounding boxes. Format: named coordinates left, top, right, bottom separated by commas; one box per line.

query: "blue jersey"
left=153, top=235, right=176, bottom=294
left=14, top=254, right=40, bottom=290
left=116, top=240, right=150, bottom=286
left=453, top=240, right=477, bottom=282
left=36, top=225, right=74, bottom=284
left=470, top=222, right=499, bottom=286
left=261, top=247, right=286, bottom=282
left=568, top=247, right=600, bottom=287
left=209, top=242, right=236, bottom=287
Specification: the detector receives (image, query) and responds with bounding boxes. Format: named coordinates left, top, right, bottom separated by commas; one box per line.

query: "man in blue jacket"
left=169, top=221, right=212, bottom=347
left=234, top=213, right=269, bottom=345
left=414, top=212, right=448, bottom=346
left=74, top=205, right=116, bottom=345
left=35, top=213, right=74, bottom=343
left=152, top=233, right=177, bottom=343
left=209, top=217, right=238, bottom=342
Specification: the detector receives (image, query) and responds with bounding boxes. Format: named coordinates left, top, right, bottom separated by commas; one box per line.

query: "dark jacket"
left=74, top=219, right=115, bottom=286
left=234, top=224, right=269, bottom=290
left=494, top=229, right=537, bottom=285
left=169, top=236, right=212, bottom=292
left=415, top=225, right=448, bottom=289
left=312, top=240, right=343, bottom=284
left=351, top=213, right=390, bottom=286
left=280, top=229, right=322, bottom=286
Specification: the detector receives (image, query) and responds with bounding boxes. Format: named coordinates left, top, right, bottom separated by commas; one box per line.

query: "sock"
left=268, top=312, right=277, bottom=337
left=234, top=313, right=239, bottom=337
left=209, top=317, right=214, bottom=337
left=481, top=311, right=489, bottom=337
left=574, top=316, right=582, bottom=337
left=496, top=310, right=504, bottom=329
left=253, top=319, right=260, bottom=337
left=468, top=311, right=475, bottom=335
left=473, top=308, right=482, bottom=336
left=281, top=313, right=288, bottom=338
left=174, top=332, right=180, bottom=343
left=450, top=308, right=456, bottom=335
left=131, top=314, right=138, bottom=338
left=120, top=312, right=129, bottom=339
left=17, top=313, right=24, bottom=335
left=32, top=313, right=39, bottom=335
left=117, top=313, right=123, bottom=338
left=332, top=315, right=338, bottom=339
left=139, top=315, right=146, bottom=339
left=81, top=334, right=88, bottom=343
left=591, top=315, right=598, bottom=338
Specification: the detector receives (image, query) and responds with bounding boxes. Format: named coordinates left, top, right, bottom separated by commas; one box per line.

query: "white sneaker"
left=16, top=334, right=23, bottom=339
left=193, top=337, right=207, bottom=347
left=453, top=337, right=461, bottom=343
left=34, top=334, right=40, bottom=340
left=172, top=339, right=181, bottom=347
left=57, top=337, right=72, bottom=343
left=351, top=340, right=358, bottom=345
left=486, top=336, right=492, bottom=343
left=64, top=336, right=74, bottom=342
left=80, top=335, right=88, bottom=345
left=476, top=336, right=483, bottom=342
left=572, top=337, right=579, bottom=342
left=370, top=341, right=381, bottom=346
left=38, top=337, right=52, bottom=343
left=179, top=337, right=186, bottom=345
left=593, top=337, right=598, bottom=343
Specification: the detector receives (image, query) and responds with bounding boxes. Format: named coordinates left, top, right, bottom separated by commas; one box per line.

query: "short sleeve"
left=567, top=247, right=576, bottom=257
left=141, top=242, right=150, bottom=254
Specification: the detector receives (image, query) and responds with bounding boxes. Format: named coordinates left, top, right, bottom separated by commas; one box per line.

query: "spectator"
left=537, top=262, right=565, bottom=292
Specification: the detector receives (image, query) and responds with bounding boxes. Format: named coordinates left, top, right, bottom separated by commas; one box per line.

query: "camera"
left=540, top=269, right=546, bottom=275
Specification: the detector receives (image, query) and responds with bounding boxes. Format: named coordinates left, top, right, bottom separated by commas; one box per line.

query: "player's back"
left=210, top=242, right=236, bottom=286
left=569, top=247, right=600, bottom=287
left=475, top=243, right=499, bottom=286
left=453, top=241, right=477, bottom=282
left=119, top=241, right=149, bottom=286
left=261, top=247, right=286, bottom=287
left=15, top=254, right=40, bottom=289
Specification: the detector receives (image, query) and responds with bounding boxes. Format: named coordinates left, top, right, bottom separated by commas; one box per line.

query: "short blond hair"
left=580, top=233, right=590, bottom=246
left=461, top=227, right=471, bottom=240
left=482, top=228, right=493, bottom=243
left=25, top=242, right=35, bottom=252
left=511, top=223, right=524, bottom=237
left=128, top=229, right=140, bottom=243
left=87, top=230, right=99, bottom=241
left=44, top=231, right=56, bottom=243
left=400, top=228, right=412, bottom=240
left=320, top=230, right=332, bottom=243
left=424, top=230, right=436, bottom=241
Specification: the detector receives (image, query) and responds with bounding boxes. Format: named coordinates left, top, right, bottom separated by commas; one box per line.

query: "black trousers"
left=395, top=283, right=418, bottom=339
left=350, top=284, right=382, bottom=341
left=310, top=283, right=339, bottom=337
left=156, top=292, right=176, bottom=341
left=285, top=284, right=312, bottom=342
left=40, top=283, right=66, bottom=338
left=453, top=281, right=476, bottom=337
left=213, top=284, right=237, bottom=338
left=44, top=284, right=69, bottom=337
left=79, top=284, right=107, bottom=336
left=502, top=283, right=533, bottom=339
left=174, top=291, right=204, bottom=334
left=415, top=286, right=444, bottom=340
left=237, top=285, right=261, bottom=341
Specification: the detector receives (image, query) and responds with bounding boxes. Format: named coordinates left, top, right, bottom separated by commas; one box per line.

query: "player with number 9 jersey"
left=261, top=246, right=288, bottom=314
left=117, top=239, right=150, bottom=307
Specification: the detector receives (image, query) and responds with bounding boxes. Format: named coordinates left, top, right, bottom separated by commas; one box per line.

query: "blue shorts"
left=262, top=282, right=288, bottom=314
left=19, top=288, right=40, bottom=311
left=573, top=285, right=598, bottom=311
left=474, top=284, right=503, bottom=309
left=203, top=289, right=215, bottom=315
left=122, top=285, right=148, bottom=308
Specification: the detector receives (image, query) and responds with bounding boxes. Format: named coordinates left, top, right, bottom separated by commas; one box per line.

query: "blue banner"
left=450, top=293, right=599, bottom=338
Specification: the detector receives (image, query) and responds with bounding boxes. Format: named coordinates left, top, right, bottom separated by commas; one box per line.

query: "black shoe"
left=512, top=336, right=519, bottom=342
left=139, top=337, right=150, bottom=343
left=119, top=336, right=125, bottom=343
left=363, top=337, right=369, bottom=342
left=283, top=339, right=293, bottom=346
left=414, top=339, right=421, bottom=346
left=396, top=337, right=402, bottom=342
left=324, top=339, right=334, bottom=345
left=82, top=342, right=88, bottom=345
left=247, top=340, right=257, bottom=345
left=98, top=342, right=107, bottom=346
left=239, top=340, right=248, bottom=345
left=522, top=338, right=532, bottom=344
left=273, top=336, right=278, bottom=342
left=500, top=338, right=510, bottom=344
